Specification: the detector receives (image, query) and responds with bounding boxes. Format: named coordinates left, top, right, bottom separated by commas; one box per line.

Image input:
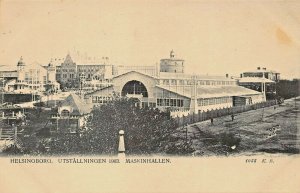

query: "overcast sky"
left=0, top=0, right=299, bottom=79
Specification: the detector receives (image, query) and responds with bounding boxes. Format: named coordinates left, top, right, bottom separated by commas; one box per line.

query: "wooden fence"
left=174, top=100, right=277, bottom=127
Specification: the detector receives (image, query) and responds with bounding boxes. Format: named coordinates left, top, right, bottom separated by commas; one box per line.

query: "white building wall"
left=113, top=71, right=157, bottom=99
left=198, top=97, right=233, bottom=112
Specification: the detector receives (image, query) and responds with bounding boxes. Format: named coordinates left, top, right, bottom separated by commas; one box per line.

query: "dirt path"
left=182, top=98, right=300, bottom=156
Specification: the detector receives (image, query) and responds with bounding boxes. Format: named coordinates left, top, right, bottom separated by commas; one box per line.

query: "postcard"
left=0, top=0, right=299, bottom=192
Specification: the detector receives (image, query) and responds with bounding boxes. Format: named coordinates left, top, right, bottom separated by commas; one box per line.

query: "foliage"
left=2, top=144, right=22, bottom=155
left=219, top=132, right=241, bottom=151
left=85, top=98, right=193, bottom=155
left=58, top=78, right=80, bottom=90
left=48, top=98, right=194, bottom=155
left=276, top=79, right=299, bottom=99
left=164, top=139, right=195, bottom=155
left=14, top=98, right=194, bottom=155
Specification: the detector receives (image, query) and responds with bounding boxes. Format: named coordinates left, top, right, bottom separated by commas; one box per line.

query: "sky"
left=0, top=0, right=299, bottom=79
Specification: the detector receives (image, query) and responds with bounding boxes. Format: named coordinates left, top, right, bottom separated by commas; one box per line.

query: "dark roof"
left=61, top=93, right=93, bottom=115
left=64, top=54, right=74, bottom=64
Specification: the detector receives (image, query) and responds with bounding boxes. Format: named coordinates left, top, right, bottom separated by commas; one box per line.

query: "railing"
left=0, top=126, right=25, bottom=151
left=0, top=127, right=14, bottom=140
left=173, top=100, right=277, bottom=127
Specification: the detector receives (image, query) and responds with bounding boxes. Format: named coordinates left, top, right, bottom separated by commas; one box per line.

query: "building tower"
left=17, top=56, right=25, bottom=84
left=17, top=56, right=25, bottom=70
left=160, top=50, right=185, bottom=73
left=47, top=59, right=56, bottom=83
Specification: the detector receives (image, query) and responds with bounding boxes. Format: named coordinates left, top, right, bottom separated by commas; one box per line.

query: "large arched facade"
left=112, top=71, right=157, bottom=100
left=121, top=80, right=148, bottom=97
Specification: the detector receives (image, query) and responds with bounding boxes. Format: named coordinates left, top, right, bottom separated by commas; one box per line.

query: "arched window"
left=121, top=80, right=148, bottom=97
left=61, top=109, right=70, bottom=117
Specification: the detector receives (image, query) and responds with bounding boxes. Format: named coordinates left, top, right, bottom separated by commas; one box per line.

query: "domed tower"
left=17, top=56, right=26, bottom=82
left=17, top=56, right=25, bottom=70
left=160, top=50, right=184, bottom=73
left=47, top=58, right=56, bottom=83
left=170, top=50, right=175, bottom=58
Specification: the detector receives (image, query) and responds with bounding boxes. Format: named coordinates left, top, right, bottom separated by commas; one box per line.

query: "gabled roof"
left=113, top=70, right=158, bottom=79
left=156, top=85, right=261, bottom=99
left=155, top=85, right=190, bottom=99
left=65, top=54, right=72, bottom=61
left=61, top=93, right=93, bottom=115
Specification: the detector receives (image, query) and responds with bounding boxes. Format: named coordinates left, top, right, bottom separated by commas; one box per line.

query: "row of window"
left=24, top=80, right=42, bottom=84
left=90, top=96, right=232, bottom=108
left=78, top=68, right=105, bottom=72
left=92, top=96, right=112, bottom=104
left=58, top=67, right=105, bottom=73
left=161, top=61, right=184, bottom=66
left=198, top=97, right=232, bottom=106
left=60, top=69, right=76, bottom=72
left=159, top=79, right=236, bottom=86
left=58, top=72, right=105, bottom=79
left=141, top=102, right=156, bottom=108
left=157, top=98, right=184, bottom=107
left=24, top=75, right=47, bottom=83
left=62, top=74, right=75, bottom=79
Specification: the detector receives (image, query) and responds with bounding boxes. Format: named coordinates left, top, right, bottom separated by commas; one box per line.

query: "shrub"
left=219, top=132, right=241, bottom=151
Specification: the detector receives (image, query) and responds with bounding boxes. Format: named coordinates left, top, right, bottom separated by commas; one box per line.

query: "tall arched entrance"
left=121, top=80, right=148, bottom=98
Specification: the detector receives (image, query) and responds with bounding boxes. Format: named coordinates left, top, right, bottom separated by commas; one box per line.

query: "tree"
left=87, top=97, right=191, bottom=155
left=16, top=97, right=194, bottom=155
left=219, top=132, right=241, bottom=152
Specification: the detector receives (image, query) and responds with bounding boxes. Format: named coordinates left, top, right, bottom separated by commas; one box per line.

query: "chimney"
left=257, top=67, right=261, bottom=70
left=226, top=74, right=229, bottom=78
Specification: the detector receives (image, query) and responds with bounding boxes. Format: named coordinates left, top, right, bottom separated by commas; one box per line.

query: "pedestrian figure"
left=210, top=118, right=213, bottom=125
left=231, top=114, right=234, bottom=121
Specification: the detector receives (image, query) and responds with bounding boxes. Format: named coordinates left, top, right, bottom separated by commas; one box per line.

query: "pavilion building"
left=85, top=51, right=264, bottom=114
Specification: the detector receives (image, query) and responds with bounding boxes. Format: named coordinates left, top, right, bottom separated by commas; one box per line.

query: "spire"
left=170, top=50, right=175, bottom=58
left=64, top=53, right=74, bottom=64
left=17, top=56, right=25, bottom=66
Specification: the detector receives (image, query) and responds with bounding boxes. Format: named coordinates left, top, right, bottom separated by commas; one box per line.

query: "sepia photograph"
left=0, top=0, right=299, bottom=192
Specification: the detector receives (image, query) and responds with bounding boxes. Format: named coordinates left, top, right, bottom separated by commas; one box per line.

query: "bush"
left=42, top=97, right=194, bottom=155
left=14, top=97, right=194, bottom=156
left=85, top=98, right=189, bottom=155
left=2, top=144, right=22, bottom=155
left=219, top=132, right=241, bottom=151
left=36, top=127, right=51, bottom=137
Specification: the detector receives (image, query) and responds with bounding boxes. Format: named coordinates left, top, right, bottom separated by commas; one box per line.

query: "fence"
left=173, top=100, right=277, bottom=127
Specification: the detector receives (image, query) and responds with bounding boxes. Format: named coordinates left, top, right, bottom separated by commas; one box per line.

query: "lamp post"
left=118, top=130, right=125, bottom=158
